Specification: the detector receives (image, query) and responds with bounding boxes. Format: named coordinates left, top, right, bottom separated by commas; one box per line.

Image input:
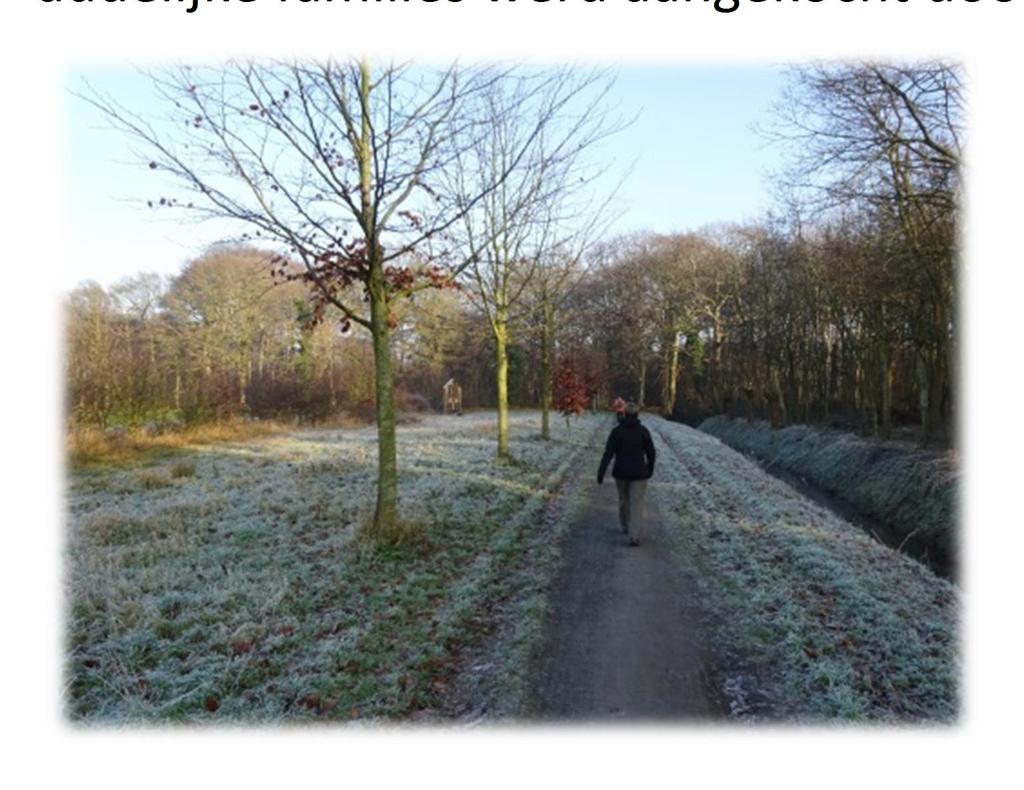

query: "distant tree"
left=163, top=247, right=281, bottom=413
left=554, top=233, right=659, bottom=422
left=66, top=282, right=118, bottom=423
left=553, top=361, right=588, bottom=429
left=768, top=62, right=962, bottom=440
left=448, top=68, right=621, bottom=457
left=390, top=286, right=481, bottom=408
left=109, top=273, right=171, bottom=419
left=110, top=272, right=167, bottom=321
left=525, top=248, right=586, bottom=439
left=608, top=236, right=667, bottom=408
left=643, top=234, right=716, bottom=417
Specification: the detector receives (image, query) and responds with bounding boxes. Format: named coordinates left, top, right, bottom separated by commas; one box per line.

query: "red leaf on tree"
left=554, top=361, right=588, bottom=419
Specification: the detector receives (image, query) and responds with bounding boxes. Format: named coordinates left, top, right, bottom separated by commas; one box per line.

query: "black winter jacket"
left=597, top=415, right=656, bottom=482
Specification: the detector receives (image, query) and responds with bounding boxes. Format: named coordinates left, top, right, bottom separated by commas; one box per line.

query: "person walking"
left=597, top=401, right=656, bottom=546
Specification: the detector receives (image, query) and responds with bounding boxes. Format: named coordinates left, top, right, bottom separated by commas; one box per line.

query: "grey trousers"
left=614, top=478, right=648, bottom=541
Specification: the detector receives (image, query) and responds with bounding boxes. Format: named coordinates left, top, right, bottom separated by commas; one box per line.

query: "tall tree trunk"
left=853, top=356, right=863, bottom=420
left=369, top=284, right=399, bottom=537
left=638, top=357, right=647, bottom=409
left=917, top=350, right=930, bottom=443
left=928, top=301, right=949, bottom=444
left=540, top=300, right=552, bottom=440
left=494, top=309, right=510, bottom=458
left=771, top=364, right=787, bottom=427
left=823, top=332, right=830, bottom=419
left=329, top=358, right=337, bottom=411
left=880, top=343, right=893, bottom=440
left=359, top=58, right=398, bottom=539
left=712, top=321, right=725, bottom=413
left=664, top=330, right=681, bottom=416
left=147, top=332, right=157, bottom=412
left=924, top=345, right=945, bottom=447
left=943, top=310, right=956, bottom=446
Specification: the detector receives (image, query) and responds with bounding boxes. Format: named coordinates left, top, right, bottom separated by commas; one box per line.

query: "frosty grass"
left=66, top=411, right=600, bottom=722
left=65, top=410, right=958, bottom=723
left=648, top=416, right=959, bottom=722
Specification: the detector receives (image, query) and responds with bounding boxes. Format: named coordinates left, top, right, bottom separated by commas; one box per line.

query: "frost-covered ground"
left=647, top=417, right=960, bottom=722
left=65, top=411, right=600, bottom=723
left=65, top=409, right=959, bottom=724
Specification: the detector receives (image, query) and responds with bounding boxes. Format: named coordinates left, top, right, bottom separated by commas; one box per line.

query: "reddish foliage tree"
left=554, top=361, right=589, bottom=428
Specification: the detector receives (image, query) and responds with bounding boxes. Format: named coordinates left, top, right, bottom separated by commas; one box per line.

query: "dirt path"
left=527, top=444, right=726, bottom=721
left=526, top=415, right=958, bottom=722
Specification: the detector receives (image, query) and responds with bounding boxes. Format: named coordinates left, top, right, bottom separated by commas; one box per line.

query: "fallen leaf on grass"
left=230, top=639, right=254, bottom=655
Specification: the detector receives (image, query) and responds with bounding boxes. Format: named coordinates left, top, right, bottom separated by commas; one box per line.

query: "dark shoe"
left=628, top=537, right=640, bottom=547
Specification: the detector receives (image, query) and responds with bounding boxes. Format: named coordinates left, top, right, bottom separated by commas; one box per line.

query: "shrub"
left=67, top=420, right=283, bottom=467
left=137, top=470, right=172, bottom=489
left=396, top=390, right=432, bottom=413
left=170, top=462, right=196, bottom=479
left=244, top=373, right=335, bottom=420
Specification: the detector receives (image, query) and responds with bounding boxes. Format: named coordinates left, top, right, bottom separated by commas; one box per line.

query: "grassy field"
left=65, top=411, right=600, bottom=723
left=649, top=417, right=959, bottom=722
left=65, top=409, right=959, bottom=724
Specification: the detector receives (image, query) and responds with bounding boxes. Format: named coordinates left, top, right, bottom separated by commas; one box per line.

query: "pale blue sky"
left=65, top=64, right=787, bottom=290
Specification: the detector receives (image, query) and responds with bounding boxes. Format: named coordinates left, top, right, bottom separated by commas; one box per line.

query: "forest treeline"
left=66, top=247, right=500, bottom=427
left=67, top=61, right=960, bottom=464
left=576, top=203, right=956, bottom=443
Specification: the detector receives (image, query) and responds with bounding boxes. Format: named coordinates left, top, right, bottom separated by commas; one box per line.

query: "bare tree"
left=79, top=59, right=579, bottom=540
left=66, top=282, right=118, bottom=423
left=767, top=62, right=962, bottom=440
left=574, top=234, right=661, bottom=408
left=162, top=247, right=285, bottom=413
left=447, top=68, right=621, bottom=456
left=526, top=246, right=586, bottom=439
left=642, top=233, right=721, bottom=417
left=682, top=226, right=745, bottom=414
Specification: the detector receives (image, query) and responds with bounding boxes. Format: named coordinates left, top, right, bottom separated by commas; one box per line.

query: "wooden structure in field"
left=443, top=378, right=463, bottom=415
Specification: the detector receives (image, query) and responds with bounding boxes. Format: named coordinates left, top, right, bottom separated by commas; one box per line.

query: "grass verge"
left=699, top=416, right=958, bottom=577
left=650, top=417, right=959, bottom=723
left=435, top=422, right=603, bottom=720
